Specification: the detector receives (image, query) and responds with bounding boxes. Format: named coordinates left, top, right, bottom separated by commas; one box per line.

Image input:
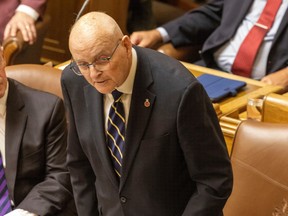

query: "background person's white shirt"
left=16, top=4, right=40, bottom=21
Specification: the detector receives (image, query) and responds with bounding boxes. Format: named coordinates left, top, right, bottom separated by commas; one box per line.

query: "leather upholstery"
left=224, top=120, right=288, bottom=216
left=5, top=64, right=62, bottom=99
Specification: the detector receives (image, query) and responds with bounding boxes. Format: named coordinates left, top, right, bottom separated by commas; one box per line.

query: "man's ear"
left=122, top=35, right=132, bottom=50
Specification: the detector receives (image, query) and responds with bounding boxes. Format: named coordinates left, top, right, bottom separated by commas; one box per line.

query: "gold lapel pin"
left=144, top=99, right=150, bottom=108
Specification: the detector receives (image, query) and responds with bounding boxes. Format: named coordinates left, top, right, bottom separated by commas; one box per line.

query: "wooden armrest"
left=2, top=13, right=51, bottom=65
left=262, top=93, right=288, bottom=123
left=3, top=31, right=28, bottom=65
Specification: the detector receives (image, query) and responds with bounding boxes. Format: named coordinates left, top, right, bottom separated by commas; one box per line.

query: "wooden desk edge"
left=181, top=62, right=267, bottom=87
left=55, top=60, right=70, bottom=70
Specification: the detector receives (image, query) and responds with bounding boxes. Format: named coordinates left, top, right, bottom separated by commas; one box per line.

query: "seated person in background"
left=130, top=0, right=288, bottom=90
left=62, top=11, right=232, bottom=215
left=0, top=0, right=47, bottom=45
left=0, top=47, right=76, bottom=215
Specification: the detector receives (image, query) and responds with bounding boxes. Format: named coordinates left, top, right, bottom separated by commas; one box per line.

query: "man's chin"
left=93, top=83, right=115, bottom=94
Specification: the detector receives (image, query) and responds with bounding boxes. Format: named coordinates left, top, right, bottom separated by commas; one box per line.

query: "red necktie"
left=231, top=0, right=282, bottom=77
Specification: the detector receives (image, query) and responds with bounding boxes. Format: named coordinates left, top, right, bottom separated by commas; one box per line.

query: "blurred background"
left=3, top=0, right=207, bottom=66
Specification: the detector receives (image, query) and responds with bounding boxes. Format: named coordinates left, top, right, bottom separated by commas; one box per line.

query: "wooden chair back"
left=262, top=93, right=288, bottom=123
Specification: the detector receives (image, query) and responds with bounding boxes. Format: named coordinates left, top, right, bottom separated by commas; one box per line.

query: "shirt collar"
left=0, top=81, right=9, bottom=117
left=115, top=48, right=137, bottom=95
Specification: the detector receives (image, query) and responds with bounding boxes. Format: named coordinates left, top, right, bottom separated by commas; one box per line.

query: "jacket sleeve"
left=21, top=0, right=47, bottom=17
left=61, top=77, right=100, bottom=216
left=162, top=0, right=224, bottom=47
left=17, top=98, right=75, bottom=215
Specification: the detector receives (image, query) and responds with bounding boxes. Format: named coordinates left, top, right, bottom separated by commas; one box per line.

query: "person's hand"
left=3, top=12, right=37, bottom=45
left=261, top=68, right=288, bottom=92
left=130, top=29, right=163, bottom=49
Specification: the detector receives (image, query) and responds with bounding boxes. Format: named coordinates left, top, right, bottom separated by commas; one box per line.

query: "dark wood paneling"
left=42, top=0, right=129, bottom=65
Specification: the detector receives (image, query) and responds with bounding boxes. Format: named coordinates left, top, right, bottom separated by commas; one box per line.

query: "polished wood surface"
left=262, top=93, right=288, bottom=123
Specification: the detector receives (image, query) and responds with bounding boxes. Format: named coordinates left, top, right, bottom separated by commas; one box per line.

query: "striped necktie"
left=231, top=0, right=282, bottom=77
left=0, top=153, right=12, bottom=215
left=106, top=90, right=125, bottom=179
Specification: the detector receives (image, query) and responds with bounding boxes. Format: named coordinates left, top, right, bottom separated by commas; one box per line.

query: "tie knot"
left=112, top=90, right=122, bottom=101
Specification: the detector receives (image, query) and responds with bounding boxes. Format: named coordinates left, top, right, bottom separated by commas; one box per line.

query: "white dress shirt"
left=0, top=82, right=9, bottom=167
left=16, top=4, right=40, bottom=21
left=104, top=48, right=137, bottom=130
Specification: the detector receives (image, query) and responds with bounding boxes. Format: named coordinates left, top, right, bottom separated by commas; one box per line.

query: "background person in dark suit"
left=0, top=0, right=47, bottom=44
left=130, top=0, right=288, bottom=90
left=61, top=11, right=232, bottom=216
left=0, top=47, right=76, bottom=216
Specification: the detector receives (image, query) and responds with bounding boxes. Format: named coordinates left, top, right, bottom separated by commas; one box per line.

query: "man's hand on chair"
left=4, top=12, right=37, bottom=45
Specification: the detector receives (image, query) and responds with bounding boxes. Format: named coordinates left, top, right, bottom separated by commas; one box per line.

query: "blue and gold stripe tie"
left=0, top=153, right=12, bottom=215
left=107, top=90, right=125, bottom=179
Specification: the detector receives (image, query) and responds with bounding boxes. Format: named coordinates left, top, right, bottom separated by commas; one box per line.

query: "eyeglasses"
left=70, top=41, right=121, bottom=76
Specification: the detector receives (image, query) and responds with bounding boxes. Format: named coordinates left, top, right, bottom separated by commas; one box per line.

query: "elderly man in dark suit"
left=61, top=11, right=232, bottom=216
left=0, top=47, right=76, bottom=215
left=130, top=0, right=288, bottom=90
left=0, top=0, right=47, bottom=44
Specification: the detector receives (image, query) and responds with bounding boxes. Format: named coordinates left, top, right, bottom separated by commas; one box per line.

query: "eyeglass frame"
left=70, top=40, right=121, bottom=76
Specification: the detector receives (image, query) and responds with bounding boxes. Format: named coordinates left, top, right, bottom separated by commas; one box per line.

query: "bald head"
left=69, top=12, right=123, bottom=52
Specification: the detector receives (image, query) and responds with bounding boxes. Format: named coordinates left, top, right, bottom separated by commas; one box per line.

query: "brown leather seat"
left=5, top=64, right=62, bottom=99
left=224, top=120, right=288, bottom=216
left=3, top=14, right=51, bottom=66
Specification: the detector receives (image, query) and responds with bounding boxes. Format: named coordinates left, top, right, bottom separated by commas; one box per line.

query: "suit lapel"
left=83, top=48, right=156, bottom=190
left=203, top=0, right=253, bottom=52
left=273, top=7, right=288, bottom=44
left=227, top=0, right=253, bottom=32
left=84, top=85, right=119, bottom=188
left=5, top=80, right=27, bottom=201
left=120, top=48, right=155, bottom=190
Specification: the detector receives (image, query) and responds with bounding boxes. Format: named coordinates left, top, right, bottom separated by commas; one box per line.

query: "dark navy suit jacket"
left=6, top=79, right=76, bottom=215
left=61, top=46, right=233, bottom=216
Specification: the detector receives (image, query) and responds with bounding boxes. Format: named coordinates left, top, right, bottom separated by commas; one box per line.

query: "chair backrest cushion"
left=5, top=64, right=63, bottom=99
left=224, top=120, right=288, bottom=216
